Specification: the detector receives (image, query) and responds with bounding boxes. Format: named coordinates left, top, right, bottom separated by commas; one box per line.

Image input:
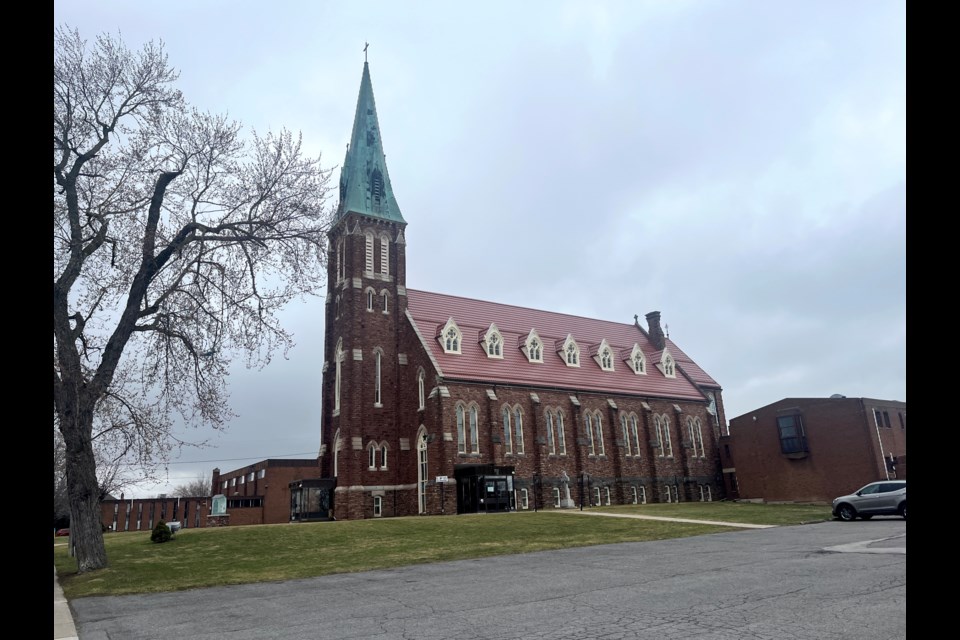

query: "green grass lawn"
left=53, top=503, right=832, bottom=599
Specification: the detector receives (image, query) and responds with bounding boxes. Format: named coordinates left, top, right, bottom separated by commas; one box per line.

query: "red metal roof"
left=406, top=289, right=718, bottom=401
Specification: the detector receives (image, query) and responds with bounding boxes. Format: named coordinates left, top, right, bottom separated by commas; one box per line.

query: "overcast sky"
left=54, top=0, right=906, bottom=498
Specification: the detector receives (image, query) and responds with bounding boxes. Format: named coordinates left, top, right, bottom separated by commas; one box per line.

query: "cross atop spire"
left=363, top=42, right=369, bottom=62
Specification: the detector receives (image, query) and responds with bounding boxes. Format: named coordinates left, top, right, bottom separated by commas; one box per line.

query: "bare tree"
left=173, top=475, right=213, bottom=498
left=53, top=27, right=333, bottom=572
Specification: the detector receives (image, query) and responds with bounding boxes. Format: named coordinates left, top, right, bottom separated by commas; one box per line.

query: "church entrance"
left=454, top=463, right=515, bottom=514
left=289, top=478, right=337, bottom=521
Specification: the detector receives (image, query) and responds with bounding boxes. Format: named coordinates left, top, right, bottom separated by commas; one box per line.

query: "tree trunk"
left=57, top=387, right=108, bottom=572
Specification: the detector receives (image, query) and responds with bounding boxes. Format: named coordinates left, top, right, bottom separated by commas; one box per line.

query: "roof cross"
left=363, top=42, right=369, bottom=62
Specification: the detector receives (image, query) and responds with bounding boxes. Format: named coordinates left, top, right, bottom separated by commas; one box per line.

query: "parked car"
left=832, top=480, right=906, bottom=521
left=55, top=528, right=70, bottom=537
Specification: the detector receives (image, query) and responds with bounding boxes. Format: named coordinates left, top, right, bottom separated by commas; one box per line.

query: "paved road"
left=69, top=518, right=906, bottom=640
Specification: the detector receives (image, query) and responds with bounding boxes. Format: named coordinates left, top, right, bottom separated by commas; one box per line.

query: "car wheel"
left=899, top=503, right=906, bottom=520
left=860, top=515, right=873, bottom=520
left=837, top=504, right=857, bottom=521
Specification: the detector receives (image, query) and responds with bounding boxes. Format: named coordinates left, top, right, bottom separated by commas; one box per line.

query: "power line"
left=161, top=452, right=317, bottom=466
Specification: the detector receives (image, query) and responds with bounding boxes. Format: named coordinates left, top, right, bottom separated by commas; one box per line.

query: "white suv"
left=832, top=480, right=906, bottom=521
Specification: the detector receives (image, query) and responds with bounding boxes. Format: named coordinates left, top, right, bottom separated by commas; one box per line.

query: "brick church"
left=310, top=61, right=729, bottom=521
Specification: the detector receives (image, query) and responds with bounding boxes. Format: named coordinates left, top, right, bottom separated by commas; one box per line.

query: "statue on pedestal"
left=559, top=470, right=575, bottom=508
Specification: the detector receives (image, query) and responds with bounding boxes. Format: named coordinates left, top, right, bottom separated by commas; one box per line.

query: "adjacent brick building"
left=719, top=396, right=906, bottom=504
left=316, top=61, right=729, bottom=520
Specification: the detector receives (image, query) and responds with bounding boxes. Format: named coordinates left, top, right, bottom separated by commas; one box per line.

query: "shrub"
left=151, top=520, right=172, bottom=544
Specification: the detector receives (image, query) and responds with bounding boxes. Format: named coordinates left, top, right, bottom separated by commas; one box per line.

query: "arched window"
left=336, top=239, right=343, bottom=282
left=630, top=414, right=640, bottom=455
left=503, top=406, right=513, bottom=454
left=380, top=443, right=388, bottom=470
left=364, top=231, right=374, bottom=274
left=621, top=415, right=632, bottom=456
left=556, top=411, right=567, bottom=455
left=368, top=442, right=378, bottom=470
left=334, top=339, right=343, bottom=415
left=546, top=410, right=556, bottom=455
left=600, top=347, right=613, bottom=370
left=417, top=369, right=425, bottom=410
left=514, top=407, right=524, bottom=454
left=469, top=405, right=479, bottom=454
left=488, top=332, right=501, bottom=357
left=379, top=232, right=390, bottom=276
left=593, top=412, right=604, bottom=455
left=417, top=429, right=428, bottom=514
left=457, top=405, right=466, bottom=454
left=524, top=330, right=543, bottom=363
left=333, top=429, right=342, bottom=477
left=688, top=416, right=704, bottom=458
left=374, top=349, right=382, bottom=406
left=441, top=319, right=462, bottom=354
left=366, top=288, right=375, bottom=311
left=566, top=342, right=579, bottom=366
left=381, top=290, right=389, bottom=313
left=661, top=415, right=673, bottom=457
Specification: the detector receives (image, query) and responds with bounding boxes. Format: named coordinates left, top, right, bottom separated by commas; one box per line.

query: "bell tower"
left=320, top=60, right=408, bottom=520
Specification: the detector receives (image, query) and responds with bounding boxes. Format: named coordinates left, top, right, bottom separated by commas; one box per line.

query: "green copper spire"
left=335, top=62, right=405, bottom=223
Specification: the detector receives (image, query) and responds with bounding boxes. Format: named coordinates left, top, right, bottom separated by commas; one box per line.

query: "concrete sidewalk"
left=54, top=565, right=78, bottom=640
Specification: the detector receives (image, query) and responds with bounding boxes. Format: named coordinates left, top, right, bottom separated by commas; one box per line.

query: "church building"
left=317, top=61, right=727, bottom=521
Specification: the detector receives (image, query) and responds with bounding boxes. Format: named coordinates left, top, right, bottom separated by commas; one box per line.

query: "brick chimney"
left=210, top=468, right=221, bottom=496
left=645, top=311, right=665, bottom=350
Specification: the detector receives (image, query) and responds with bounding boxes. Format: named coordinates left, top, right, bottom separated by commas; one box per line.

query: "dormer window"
left=482, top=324, right=503, bottom=359
left=558, top=334, right=580, bottom=367
left=440, top=318, right=462, bottom=354
left=657, top=349, right=677, bottom=378
left=592, top=339, right=614, bottom=371
left=521, top=329, right=543, bottom=363
left=626, top=343, right=647, bottom=375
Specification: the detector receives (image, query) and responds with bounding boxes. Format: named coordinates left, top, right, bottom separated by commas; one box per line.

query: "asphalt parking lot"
left=64, top=518, right=905, bottom=640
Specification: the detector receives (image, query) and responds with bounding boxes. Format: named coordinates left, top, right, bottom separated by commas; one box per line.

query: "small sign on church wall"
left=435, top=475, right=449, bottom=484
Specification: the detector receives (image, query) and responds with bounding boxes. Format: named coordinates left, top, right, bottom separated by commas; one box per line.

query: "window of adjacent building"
left=239, top=474, right=245, bottom=485
left=898, top=411, right=905, bottom=429
left=258, top=469, right=265, bottom=479
left=520, top=488, right=529, bottom=510
left=230, top=478, right=236, bottom=487
left=594, top=487, right=602, bottom=506
left=247, top=472, right=255, bottom=482
left=379, top=232, right=390, bottom=277
left=699, top=484, right=712, bottom=502
left=639, top=486, right=647, bottom=504
left=604, top=487, right=611, bottom=505
left=776, top=413, right=808, bottom=454
left=373, top=495, right=382, bottom=517
left=553, top=487, right=561, bottom=508
left=417, top=369, right=425, bottom=410
left=631, top=486, right=638, bottom=504
left=365, top=231, right=374, bottom=274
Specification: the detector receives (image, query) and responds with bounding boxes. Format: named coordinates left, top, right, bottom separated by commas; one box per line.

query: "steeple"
left=336, top=61, right=405, bottom=223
